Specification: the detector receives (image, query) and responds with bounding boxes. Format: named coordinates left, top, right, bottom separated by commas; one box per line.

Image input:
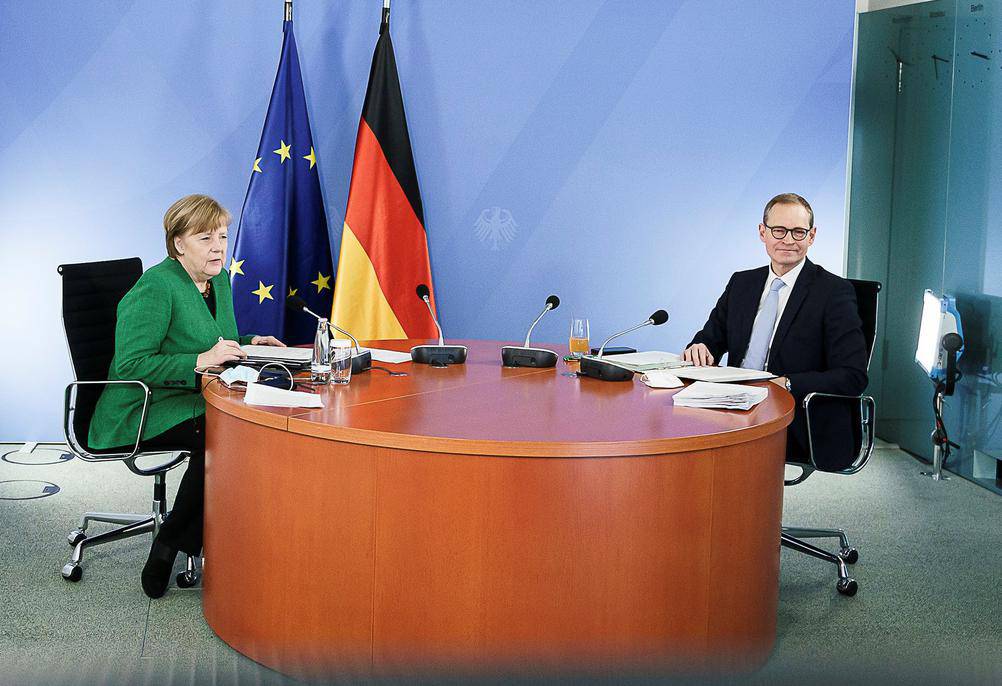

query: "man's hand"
left=770, top=376, right=788, bottom=390
left=250, top=335, right=286, bottom=347
left=682, top=343, right=715, bottom=367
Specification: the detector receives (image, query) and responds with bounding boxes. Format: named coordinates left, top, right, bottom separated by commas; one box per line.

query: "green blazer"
left=88, top=257, right=255, bottom=449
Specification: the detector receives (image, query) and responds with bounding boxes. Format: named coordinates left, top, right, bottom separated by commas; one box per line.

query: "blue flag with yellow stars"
left=230, top=15, right=332, bottom=345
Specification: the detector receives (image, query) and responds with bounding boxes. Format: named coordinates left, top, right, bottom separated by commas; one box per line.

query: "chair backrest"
left=800, top=278, right=882, bottom=475
left=848, top=278, right=881, bottom=373
left=58, top=258, right=143, bottom=447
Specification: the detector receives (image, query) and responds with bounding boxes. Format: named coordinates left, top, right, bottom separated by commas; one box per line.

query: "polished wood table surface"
left=202, top=339, right=795, bottom=678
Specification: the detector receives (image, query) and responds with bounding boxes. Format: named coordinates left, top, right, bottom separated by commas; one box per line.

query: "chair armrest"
left=802, top=391, right=876, bottom=474
left=64, top=380, right=152, bottom=461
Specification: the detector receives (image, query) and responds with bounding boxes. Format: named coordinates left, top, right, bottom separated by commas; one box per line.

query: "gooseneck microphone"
left=596, top=309, right=668, bottom=356
left=410, top=284, right=468, bottom=366
left=286, top=295, right=372, bottom=373
left=416, top=284, right=444, bottom=345
left=580, top=309, right=670, bottom=381
left=501, top=295, right=561, bottom=368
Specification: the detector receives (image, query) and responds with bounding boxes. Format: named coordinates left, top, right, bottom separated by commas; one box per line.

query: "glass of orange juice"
left=569, top=317, right=590, bottom=358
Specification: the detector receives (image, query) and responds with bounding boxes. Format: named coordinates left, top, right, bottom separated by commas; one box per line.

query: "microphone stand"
left=501, top=299, right=560, bottom=368
left=596, top=320, right=654, bottom=357
left=295, top=302, right=372, bottom=373
left=579, top=312, right=668, bottom=382
left=921, top=333, right=963, bottom=481
left=410, top=289, right=468, bottom=366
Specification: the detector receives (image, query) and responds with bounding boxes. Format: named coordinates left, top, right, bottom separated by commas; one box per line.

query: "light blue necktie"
left=741, top=277, right=786, bottom=371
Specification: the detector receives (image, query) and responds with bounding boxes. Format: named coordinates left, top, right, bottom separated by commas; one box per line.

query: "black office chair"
left=780, top=279, right=881, bottom=597
left=58, top=258, right=198, bottom=587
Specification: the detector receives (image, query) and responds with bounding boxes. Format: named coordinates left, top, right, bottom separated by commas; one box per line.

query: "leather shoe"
left=142, top=537, right=178, bottom=599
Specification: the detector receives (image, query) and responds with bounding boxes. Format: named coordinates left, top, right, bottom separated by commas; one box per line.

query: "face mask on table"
left=218, top=365, right=260, bottom=386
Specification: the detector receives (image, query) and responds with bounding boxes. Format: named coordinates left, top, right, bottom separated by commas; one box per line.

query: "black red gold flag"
left=331, top=7, right=437, bottom=339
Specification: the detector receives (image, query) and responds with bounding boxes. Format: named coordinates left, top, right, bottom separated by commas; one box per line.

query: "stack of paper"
left=587, top=351, right=691, bottom=372
left=672, top=381, right=769, bottom=411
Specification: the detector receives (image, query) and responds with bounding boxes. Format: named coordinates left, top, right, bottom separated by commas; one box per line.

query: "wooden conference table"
left=202, top=339, right=795, bottom=677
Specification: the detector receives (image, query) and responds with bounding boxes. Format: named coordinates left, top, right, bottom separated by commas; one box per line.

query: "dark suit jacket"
left=687, top=258, right=868, bottom=470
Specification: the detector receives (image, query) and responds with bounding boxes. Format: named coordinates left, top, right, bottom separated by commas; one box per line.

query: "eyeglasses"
left=764, top=224, right=812, bottom=241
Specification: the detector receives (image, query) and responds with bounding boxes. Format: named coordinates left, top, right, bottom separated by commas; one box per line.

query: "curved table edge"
left=204, top=384, right=795, bottom=457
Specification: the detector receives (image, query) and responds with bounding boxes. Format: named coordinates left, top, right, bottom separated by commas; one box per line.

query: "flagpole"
left=285, top=0, right=292, bottom=22
left=381, top=0, right=390, bottom=31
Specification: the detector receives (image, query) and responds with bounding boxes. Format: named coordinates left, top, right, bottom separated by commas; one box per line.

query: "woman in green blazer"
left=90, top=194, right=284, bottom=598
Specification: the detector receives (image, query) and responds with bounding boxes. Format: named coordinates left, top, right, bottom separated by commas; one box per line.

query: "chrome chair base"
left=61, top=471, right=200, bottom=588
left=62, top=515, right=158, bottom=581
left=781, top=526, right=859, bottom=596
left=176, top=554, right=200, bottom=588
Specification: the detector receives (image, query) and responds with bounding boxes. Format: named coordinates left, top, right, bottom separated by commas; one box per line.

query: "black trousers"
left=138, top=416, right=206, bottom=556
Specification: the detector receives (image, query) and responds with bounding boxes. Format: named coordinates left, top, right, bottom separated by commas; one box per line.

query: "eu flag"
left=230, top=15, right=332, bottom=345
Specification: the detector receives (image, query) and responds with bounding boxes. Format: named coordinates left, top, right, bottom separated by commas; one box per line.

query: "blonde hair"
left=163, top=194, right=231, bottom=258
left=763, top=193, right=814, bottom=228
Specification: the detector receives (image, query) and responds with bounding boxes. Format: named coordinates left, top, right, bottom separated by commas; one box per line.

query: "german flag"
left=331, top=6, right=437, bottom=340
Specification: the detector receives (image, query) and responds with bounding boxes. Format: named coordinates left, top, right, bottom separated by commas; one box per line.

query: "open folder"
left=672, top=366, right=774, bottom=383
left=588, top=351, right=691, bottom=372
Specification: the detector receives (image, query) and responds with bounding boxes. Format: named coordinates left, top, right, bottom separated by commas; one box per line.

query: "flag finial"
left=381, top=0, right=390, bottom=32
left=285, top=0, right=292, bottom=22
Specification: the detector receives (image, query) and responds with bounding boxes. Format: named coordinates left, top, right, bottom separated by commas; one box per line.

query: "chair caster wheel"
left=176, top=571, right=199, bottom=588
left=62, top=563, right=82, bottom=582
left=836, top=578, right=858, bottom=596
left=68, top=530, right=86, bottom=547
left=839, top=547, right=859, bottom=564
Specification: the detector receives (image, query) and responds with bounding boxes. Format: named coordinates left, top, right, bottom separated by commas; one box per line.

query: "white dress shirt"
left=751, top=258, right=806, bottom=359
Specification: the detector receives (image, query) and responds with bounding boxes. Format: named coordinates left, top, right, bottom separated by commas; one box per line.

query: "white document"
left=640, top=370, right=684, bottom=389
left=672, top=366, right=774, bottom=383
left=361, top=347, right=413, bottom=364
left=244, top=382, right=323, bottom=408
left=240, top=345, right=313, bottom=363
left=672, top=381, right=769, bottom=411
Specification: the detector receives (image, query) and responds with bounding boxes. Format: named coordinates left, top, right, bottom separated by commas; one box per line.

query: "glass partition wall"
left=849, top=0, right=1002, bottom=494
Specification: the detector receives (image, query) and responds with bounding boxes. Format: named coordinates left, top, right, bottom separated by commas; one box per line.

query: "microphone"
left=410, top=284, right=468, bottom=366
left=286, top=295, right=372, bottom=373
left=579, top=309, right=670, bottom=382
left=501, top=295, right=560, bottom=368
left=941, top=332, right=963, bottom=396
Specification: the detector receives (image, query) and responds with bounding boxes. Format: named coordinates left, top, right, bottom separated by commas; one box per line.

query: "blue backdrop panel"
left=0, top=1, right=854, bottom=440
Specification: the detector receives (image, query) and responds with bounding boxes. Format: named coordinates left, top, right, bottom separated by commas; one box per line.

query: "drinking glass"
left=330, top=339, right=353, bottom=384
left=569, top=317, right=590, bottom=358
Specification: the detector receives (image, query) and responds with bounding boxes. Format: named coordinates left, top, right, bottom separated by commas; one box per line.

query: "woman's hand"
left=250, top=335, right=286, bottom=347
left=197, top=339, right=247, bottom=368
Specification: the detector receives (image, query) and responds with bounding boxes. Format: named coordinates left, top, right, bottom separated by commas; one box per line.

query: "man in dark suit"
left=683, top=193, right=868, bottom=470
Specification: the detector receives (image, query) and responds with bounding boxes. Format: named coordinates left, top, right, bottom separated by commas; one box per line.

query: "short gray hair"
left=763, top=193, right=814, bottom=228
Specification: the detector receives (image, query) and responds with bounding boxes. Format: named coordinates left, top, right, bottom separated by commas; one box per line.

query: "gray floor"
left=1, top=441, right=1000, bottom=685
